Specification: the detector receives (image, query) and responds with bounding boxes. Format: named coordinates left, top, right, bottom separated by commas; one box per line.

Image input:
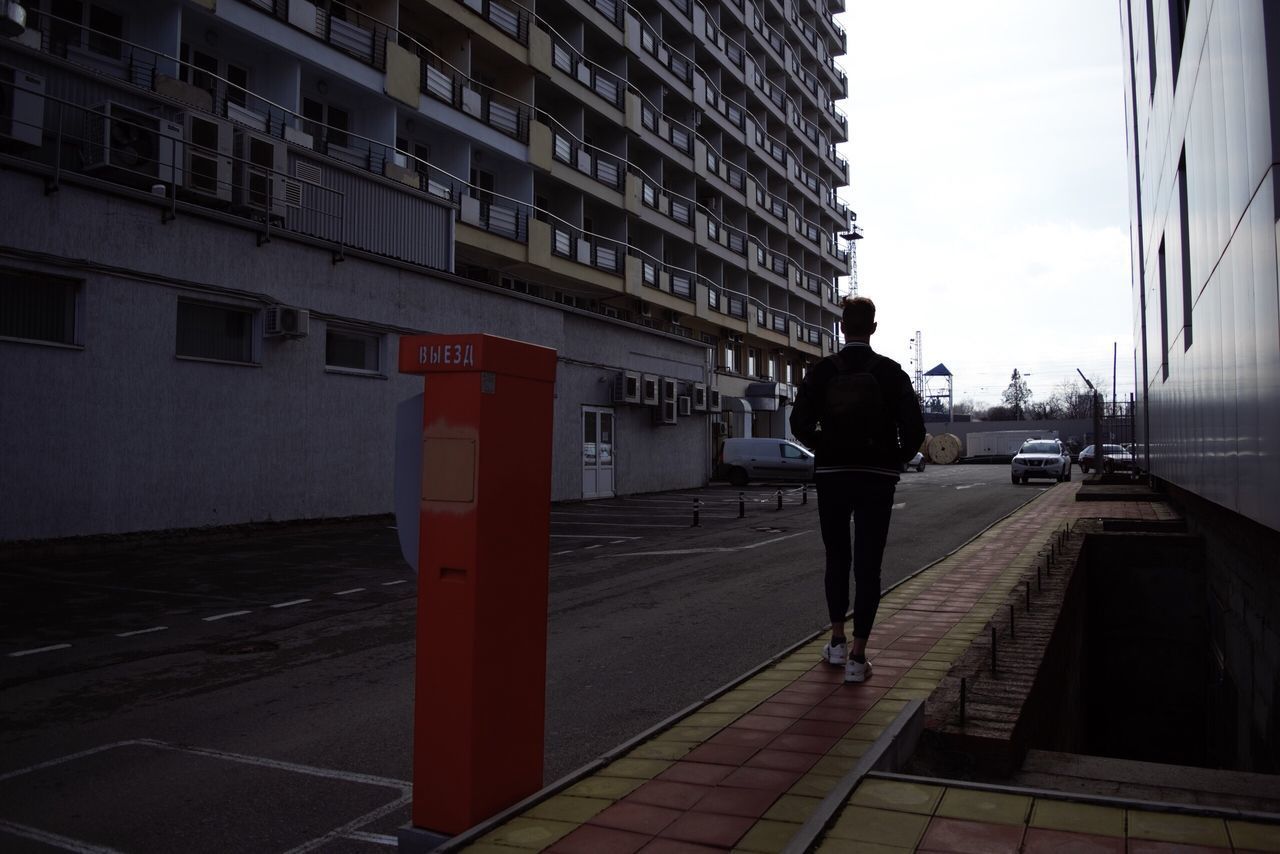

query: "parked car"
left=902, top=452, right=926, bottom=473
left=718, top=437, right=815, bottom=486
left=1078, top=444, right=1135, bottom=474
left=1011, top=439, right=1072, bottom=484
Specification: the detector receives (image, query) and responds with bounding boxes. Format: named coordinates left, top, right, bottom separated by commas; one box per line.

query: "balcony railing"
left=585, top=0, right=625, bottom=30
left=550, top=224, right=624, bottom=274
left=550, top=35, right=624, bottom=109
left=637, top=17, right=694, bottom=85
left=551, top=126, right=623, bottom=190
left=639, top=98, right=695, bottom=156
left=420, top=55, right=529, bottom=143
left=454, top=0, right=529, bottom=44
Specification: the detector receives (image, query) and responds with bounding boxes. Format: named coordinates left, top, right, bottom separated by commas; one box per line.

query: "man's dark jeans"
left=816, top=472, right=897, bottom=639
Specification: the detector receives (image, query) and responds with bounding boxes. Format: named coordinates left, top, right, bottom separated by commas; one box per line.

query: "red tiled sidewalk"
left=464, top=483, right=1184, bottom=853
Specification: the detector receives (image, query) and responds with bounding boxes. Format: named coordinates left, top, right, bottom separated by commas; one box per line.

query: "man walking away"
left=790, top=297, right=926, bottom=683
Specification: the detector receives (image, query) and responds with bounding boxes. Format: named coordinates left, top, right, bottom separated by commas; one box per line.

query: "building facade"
left=1120, top=0, right=1280, bottom=770
left=0, top=0, right=853, bottom=539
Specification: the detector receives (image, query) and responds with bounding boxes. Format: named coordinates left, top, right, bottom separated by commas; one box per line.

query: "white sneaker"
left=821, top=641, right=847, bottom=666
left=845, top=657, right=873, bottom=683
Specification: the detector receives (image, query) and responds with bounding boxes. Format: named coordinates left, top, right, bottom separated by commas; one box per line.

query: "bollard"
left=959, top=676, right=967, bottom=725
left=802, top=484, right=808, bottom=505
left=738, top=492, right=745, bottom=518
left=692, top=498, right=701, bottom=528
left=1009, top=604, right=1015, bottom=640
left=776, top=489, right=783, bottom=511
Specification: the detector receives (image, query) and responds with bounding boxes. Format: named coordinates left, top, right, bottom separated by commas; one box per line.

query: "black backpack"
left=823, top=351, right=891, bottom=449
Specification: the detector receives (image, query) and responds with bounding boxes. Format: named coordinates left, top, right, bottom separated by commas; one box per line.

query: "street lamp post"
left=1077, top=368, right=1101, bottom=476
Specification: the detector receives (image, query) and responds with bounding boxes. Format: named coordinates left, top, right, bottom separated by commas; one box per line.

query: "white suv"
left=1011, top=439, right=1072, bottom=484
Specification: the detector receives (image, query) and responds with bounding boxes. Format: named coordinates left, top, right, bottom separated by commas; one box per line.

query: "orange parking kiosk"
left=398, top=333, right=558, bottom=836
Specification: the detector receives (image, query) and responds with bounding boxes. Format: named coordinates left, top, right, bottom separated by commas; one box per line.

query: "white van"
left=717, top=437, right=815, bottom=486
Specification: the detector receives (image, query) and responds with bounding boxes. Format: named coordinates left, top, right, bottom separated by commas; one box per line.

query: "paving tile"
left=752, top=701, right=815, bottom=719
left=737, top=711, right=805, bottom=731
left=918, top=816, right=1024, bottom=853
left=547, top=824, right=652, bottom=854
left=658, top=811, right=755, bottom=848
left=850, top=778, right=945, bottom=815
left=600, top=758, right=676, bottom=780
left=829, top=738, right=874, bottom=759
left=744, top=748, right=822, bottom=773
left=681, top=712, right=741, bottom=728
left=527, top=794, right=614, bottom=823
left=786, top=718, right=851, bottom=738
left=1227, top=819, right=1280, bottom=851
left=733, top=818, right=802, bottom=853
left=689, top=785, right=782, bottom=818
left=787, top=772, right=845, bottom=798
left=707, top=727, right=778, bottom=749
left=1030, top=799, right=1125, bottom=837
left=590, top=801, right=684, bottom=835
left=769, top=732, right=840, bottom=754
left=1126, top=810, right=1230, bottom=847
left=656, top=762, right=735, bottom=786
left=637, top=839, right=724, bottom=854
left=846, top=723, right=886, bottom=741
left=1017, top=827, right=1128, bottom=853
left=811, top=754, right=860, bottom=777
left=478, top=817, right=579, bottom=849
left=628, top=780, right=713, bottom=810
left=626, top=742, right=695, bottom=761
left=681, top=743, right=760, bottom=766
left=1126, top=841, right=1232, bottom=853
left=826, top=805, right=930, bottom=847
left=564, top=776, right=644, bottom=800
left=720, top=765, right=803, bottom=792
left=763, top=793, right=825, bottom=824
left=662, top=725, right=723, bottom=742
left=936, top=787, right=1031, bottom=826
left=802, top=704, right=867, bottom=724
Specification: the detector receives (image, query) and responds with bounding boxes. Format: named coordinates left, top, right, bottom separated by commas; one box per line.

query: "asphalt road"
left=0, top=464, right=1046, bottom=852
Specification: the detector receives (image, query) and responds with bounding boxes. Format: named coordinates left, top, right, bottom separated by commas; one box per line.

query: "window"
left=1178, top=151, right=1192, bottom=349
left=722, top=343, right=736, bottom=372
left=747, top=347, right=758, bottom=376
left=1157, top=238, right=1169, bottom=381
left=302, top=97, right=350, bottom=149
left=176, top=299, right=256, bottom=364
left=325, top=326, right=383, bottom=375
left=50, top=1, right=124, bottom=61
left=180, top=44, right=250, bottom=108
left=0, top=270, right=80, bottom=346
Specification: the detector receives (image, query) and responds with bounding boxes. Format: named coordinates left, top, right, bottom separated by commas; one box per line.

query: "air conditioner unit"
left=692, top=382, right=708, bottom=411
left=85, top=101, right=182, bottom=185
left=613, top=371, right=641, bottom=404
left=641, top=373, right=659, bottom=406
left=653, top=399, right=677, bottom=425
left=661, top=377, right=677, bottom=403
left=0, top=65, right=45, bottom=146
left=677, top=395, right=692, bottom=417
left=233, top=129, right=288, bottom=215
left=708, top=389, right=722, bottom=412
left=264, top=305, right=310, bottom=338
left=180, top=113, right=233, bottom=202
left=602, top=305, right=620, bottom=319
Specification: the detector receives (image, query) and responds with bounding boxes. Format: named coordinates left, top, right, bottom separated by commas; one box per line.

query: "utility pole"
left=1078, top=368, right=1101, bottom=473
left=910, top=331, right=923, bottom=402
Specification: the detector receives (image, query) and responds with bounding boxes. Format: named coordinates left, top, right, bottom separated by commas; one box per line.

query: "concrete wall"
left=0, top=175, right=712, bottom=541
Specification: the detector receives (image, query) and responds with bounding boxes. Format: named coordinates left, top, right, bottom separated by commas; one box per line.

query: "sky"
left=837, top=1, right=1135, bottom=411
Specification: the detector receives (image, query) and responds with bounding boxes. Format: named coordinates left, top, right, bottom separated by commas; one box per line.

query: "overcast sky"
left=837, top=1, right=1134, bottom=410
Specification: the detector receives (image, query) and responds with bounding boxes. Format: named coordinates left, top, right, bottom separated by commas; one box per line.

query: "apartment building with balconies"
left=0, top=0, right=852, bottom=539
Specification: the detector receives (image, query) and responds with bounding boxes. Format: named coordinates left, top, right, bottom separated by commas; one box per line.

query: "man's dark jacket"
left=790, top=343, right=926, bottom=478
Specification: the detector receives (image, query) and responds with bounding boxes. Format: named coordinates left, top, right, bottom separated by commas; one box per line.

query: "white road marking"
left=271, top=599, right=312, bottom=609
left=0, top=819, right=123, bottom=853
left=609, top=539, right=628, bottom=544
left=284, top=795, right=412, bottom=854
left=892, top=503, right=907, bottom=510
left=7, top=643, right=71, bottom=658
left=116, top=626, right=168, bottom=638
left=584, top=544, right=602, bottom=550
left=955, top=483, right=987, bottom=490
left=203, top=610, right=251, bottom=621
left=381, top=579, right=408, bottom=586
left=550, top=534, right=641, bottom=539
left=344, top=831, right=399, bottom=846
left=613, top=530, right=810, bottom=557
left=552, top=550, right=574, bottom=556
left=335, top=588, right=365, bottom=595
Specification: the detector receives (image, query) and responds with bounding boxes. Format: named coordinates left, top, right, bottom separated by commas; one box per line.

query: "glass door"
left=582, top=406, right=615, bottom=498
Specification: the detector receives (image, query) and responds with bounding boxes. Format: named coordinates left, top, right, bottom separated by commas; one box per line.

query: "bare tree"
left=1002, top=369, right=1032, bottom=420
